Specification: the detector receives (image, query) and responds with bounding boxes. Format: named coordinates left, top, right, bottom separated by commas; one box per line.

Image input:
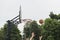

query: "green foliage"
left=49, top=12, right=60, bottom=20
left=23, top=21, right=41, bottom=40
left=23, top=21, right=31, bottom=38
left=49, top=12, right=58, bottom=19
left=0, top=23, right=22, bottom=40
left=58, top=14, right=60, bottom=19
left=24, top=26, right=30, bottom=38
left=0, top=28, right=4, bottom=40
left=41, top=18, right=60, bottom=40
left=40, top=12, right=60, bottom=40
left=29, top=21, right=41, bottom=36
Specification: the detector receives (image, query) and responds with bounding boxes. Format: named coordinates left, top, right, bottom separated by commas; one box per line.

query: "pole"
left=5, top=20, right=12, bottom=40
left=5, top=5, right=22, bottom=40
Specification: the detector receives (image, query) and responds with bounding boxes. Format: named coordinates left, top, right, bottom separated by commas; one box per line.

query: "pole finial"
left=19, top=5, right=21, bottom=23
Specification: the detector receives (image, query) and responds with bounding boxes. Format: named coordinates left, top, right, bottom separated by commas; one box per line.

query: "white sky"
left=0, top=0, right=60, bottom=32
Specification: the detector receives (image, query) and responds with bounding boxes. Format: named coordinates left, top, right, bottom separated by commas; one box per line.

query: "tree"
left=49, top=12, right=58, bottom=19
left=0, top=23, right=22, bottom=40
left=29, top=21, right=41, bottom=40
left=0, top=28, right=4, bottom=40
left=23, top=21, right=41, bottom=40
left=23, top=21, right=31, bottom=40
left=41, top=18, right=60, bottom=40
left=49, top=12, right=60, bottom=40
left=49, top=12, right=60, bottom=20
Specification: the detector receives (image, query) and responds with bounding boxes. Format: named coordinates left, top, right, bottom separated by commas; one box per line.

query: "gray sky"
left=0, top=0, right=60, bottom=30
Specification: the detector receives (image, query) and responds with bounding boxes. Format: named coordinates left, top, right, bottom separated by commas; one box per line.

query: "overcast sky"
left=0, top=0, right=60, bottom=32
